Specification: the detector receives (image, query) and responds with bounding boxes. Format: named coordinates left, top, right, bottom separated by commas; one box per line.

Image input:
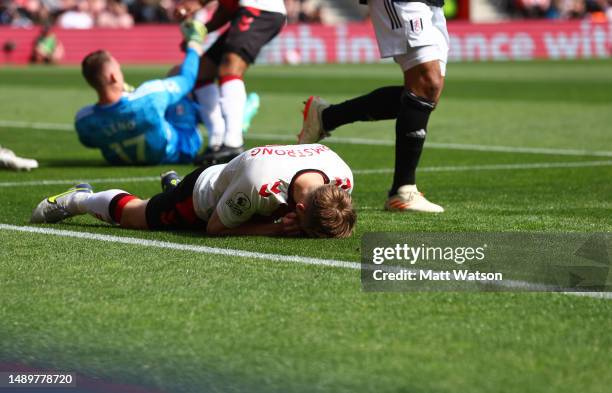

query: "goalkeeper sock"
left=78, top=190, right=136, bottom=224
left=322, top=86, right=403, bottom=131
left=389, top=90, right=435, bottom=196
left=195, top=80, right=225, bottom=148
left=219, top=75, right=246, bottom=148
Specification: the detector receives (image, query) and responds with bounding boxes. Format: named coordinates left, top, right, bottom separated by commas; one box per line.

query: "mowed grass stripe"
left=2, top=119, right=612, bottom=157
left=2, top=223, right=611, bottom=300
left=0, top=223, right=359, bottom=269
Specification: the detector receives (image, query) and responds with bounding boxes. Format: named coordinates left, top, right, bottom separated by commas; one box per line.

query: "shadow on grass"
left=42, top=158, right=110, bottom=168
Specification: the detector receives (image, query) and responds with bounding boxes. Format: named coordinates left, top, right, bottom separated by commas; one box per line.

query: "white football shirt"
left=192, top=144, right=354, bottom=228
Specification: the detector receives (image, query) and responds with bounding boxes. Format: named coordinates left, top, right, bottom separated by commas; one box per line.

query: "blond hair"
left=302, top=184, right=356, bottom=238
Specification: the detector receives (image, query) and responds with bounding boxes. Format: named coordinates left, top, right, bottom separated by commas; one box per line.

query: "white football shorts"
left=369, top=0, right=450, bottom=75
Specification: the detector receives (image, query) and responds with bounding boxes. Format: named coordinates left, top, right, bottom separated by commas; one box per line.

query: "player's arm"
left=206, top=210, right=301, bottom=237
left=206, top=183, right=301, bottom=237
left=158, top=20, right=207, bottom=106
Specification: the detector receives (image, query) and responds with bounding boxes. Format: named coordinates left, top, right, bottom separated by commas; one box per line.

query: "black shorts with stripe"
left=206, top=7, right=286, bottom=65
left=145, top=167, right=207, bottom=230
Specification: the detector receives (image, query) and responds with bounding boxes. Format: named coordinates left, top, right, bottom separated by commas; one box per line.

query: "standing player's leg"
left=298, top=86, right=404, bottom=143
left=385, top=3, right=448, bottom=212
left=198, top=7, right=285, bottom=165
left=386, top=58, right=444, bottom=212
left=217, top=51, right=248, bottom=150
left=194, top=50, right=226, bottom=150
left=299, top=1, right=448, bottom=213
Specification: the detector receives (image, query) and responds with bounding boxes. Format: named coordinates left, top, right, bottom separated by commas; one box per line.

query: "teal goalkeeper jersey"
left=75, top=48, right=202, bottom=165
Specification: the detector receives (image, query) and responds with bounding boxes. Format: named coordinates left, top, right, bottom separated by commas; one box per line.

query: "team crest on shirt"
left=226, top=192, right=252, bottom=216
left=410, top=18, right=424, bottom=34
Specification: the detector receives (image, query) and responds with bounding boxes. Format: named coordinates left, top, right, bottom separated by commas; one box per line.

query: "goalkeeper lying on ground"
left=30, top=144, right=356, bottom=238
left=74, top=20, right=259, bottom=165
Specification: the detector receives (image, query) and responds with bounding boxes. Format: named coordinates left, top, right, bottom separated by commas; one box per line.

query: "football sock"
left=321, top=86, right=403, bottom=131
left=77, top=190, right=135, bottom=224
left=389, top=90, right=435, bottom=196
left=195, top=81, right=225, bottom=148
left=219, top=75, right=246, bottom=148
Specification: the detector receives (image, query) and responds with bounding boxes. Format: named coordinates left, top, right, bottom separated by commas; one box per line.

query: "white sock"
left=195, top=83, right=225, bottom=148
left=397, top=184, right=418, bottom=193
left=77, top=189, right=129, bottom=224
left=219, top=77, right=246, bottom=148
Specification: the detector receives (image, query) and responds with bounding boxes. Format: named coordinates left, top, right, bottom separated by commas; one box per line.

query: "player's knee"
left=219, top=53, right=248, bottom=77
left=411, top=70, right=443, bottom=103
left=423, top=73, right=443, bottom=102
left=405, top=64, right=444, bottom=103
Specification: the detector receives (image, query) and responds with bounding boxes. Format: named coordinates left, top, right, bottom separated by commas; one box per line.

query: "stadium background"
left=1, top=0, right=611, bottom=64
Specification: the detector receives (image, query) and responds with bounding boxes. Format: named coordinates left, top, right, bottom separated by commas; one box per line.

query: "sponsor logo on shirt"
left=226, top=192, right=252, bottom=216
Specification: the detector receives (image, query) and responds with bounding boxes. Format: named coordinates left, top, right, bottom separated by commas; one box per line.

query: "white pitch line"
left=2, top=119, right=612, bottom=157
left=355, top=160, right=612, bottom=174
left=0, top=119, right=73, bottom=131
left=1, top=161, right=611, bottom=188
left=0, top=176, right=159, bottom=187
left=0, top=223, right=609, bottom=300
left=0, top=223, right=359, bottom=269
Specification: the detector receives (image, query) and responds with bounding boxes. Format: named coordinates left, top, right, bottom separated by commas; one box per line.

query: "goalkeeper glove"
left=180, top=20, right=207, bottom=46
left=123, top=82, right=135, bottom=93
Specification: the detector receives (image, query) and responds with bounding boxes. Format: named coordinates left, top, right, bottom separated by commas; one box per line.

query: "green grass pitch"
left=0, top=60, right=611, bottom=393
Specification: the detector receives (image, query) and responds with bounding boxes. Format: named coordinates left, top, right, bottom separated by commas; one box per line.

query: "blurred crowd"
left=3, top=0, right=610, bottom=29
left=0, top=0, right=324, bottom=28
left=510, top=0, right=612, bottom=20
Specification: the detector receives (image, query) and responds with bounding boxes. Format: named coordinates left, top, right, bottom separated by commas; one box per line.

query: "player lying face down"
left=30, top=144, right=357, bottom=238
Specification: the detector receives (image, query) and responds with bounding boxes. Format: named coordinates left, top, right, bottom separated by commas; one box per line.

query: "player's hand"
left=180, top=19, right=207, bottom=45
left=175, top=0, right=201, bottom=21
left=280, top=212, right=301, bottom=237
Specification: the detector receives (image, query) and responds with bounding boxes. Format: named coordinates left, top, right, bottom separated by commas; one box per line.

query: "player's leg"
left=243, top=92, right=260, bottom=132
left=298, top=87, right=404, bottom=143
left=309, top=65, right=443, bottom=134
left=389, top=59, right=443, bottom=195
left=194, top=46, right=226, bottom=150
left=211, top=7, right=285, bottom=161
left=30, top=168, right=208, bottom=230
left=217, top=51, right=248, bottom=150
left=385, top=3, right=449, bottom=212
left=30, top=184, right=149, bottom=229
left=144, top=167, right=208, bottom=230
